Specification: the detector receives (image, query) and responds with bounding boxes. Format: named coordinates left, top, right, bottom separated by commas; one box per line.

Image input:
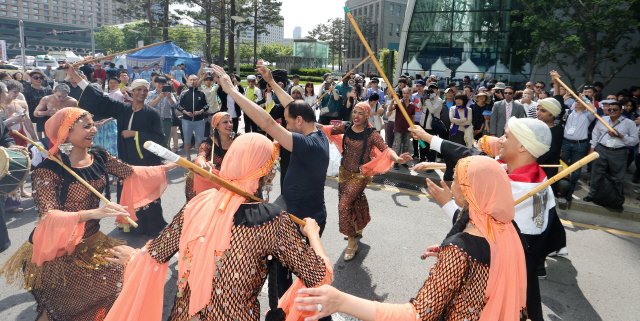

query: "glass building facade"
left=396, top=0, right=532, bottom=87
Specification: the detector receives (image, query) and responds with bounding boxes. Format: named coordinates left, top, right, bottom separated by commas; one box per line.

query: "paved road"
left=1, top=167, right=639, bottom=320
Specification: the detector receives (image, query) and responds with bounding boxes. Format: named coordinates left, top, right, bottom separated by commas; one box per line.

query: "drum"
left=0, top=147, right=31, bottom=196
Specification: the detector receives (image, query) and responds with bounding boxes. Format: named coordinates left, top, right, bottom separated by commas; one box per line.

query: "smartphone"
left=118, top=82, right=126, bottom=90
left=162, top=85, right=173, bottom=93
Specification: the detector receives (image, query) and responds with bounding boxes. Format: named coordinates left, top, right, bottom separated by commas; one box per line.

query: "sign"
left=330, top=120, right=346, bottom=126
left=0, top=40, right=6, bottom=61
left=444, top=68, right=452, bottom=78
left=125, top=56, right=166, bottom=72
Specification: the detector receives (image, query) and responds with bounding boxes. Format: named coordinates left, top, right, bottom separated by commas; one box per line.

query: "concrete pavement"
left=1, top=165, right=639, bottom=320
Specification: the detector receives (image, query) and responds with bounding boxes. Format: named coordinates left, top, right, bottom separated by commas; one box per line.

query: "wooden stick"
left=539, top=164, right=563, bottom=168
left=12, top=130, right=138, bottom=227
left=344, top=6, right=426, bottom=148
left=552, top=76, right=615, bottom=133
left=514, top=152, right=599, bottom=205
left=68, top=41, right=171, bottom=67
left=312, top=55, right=370, bottom=107
left=143, top=141, right=306, bottom=226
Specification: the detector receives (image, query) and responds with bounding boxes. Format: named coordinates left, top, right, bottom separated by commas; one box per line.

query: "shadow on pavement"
left=331, top=242, right=388, bottom=302
left=541, top=257, right=602, bottom=320
left=0, top=292, right=36, bottom=320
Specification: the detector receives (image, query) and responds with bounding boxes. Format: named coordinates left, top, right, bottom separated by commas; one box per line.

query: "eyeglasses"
left=608, top=108, right=620, bottom=112
left=32, top=76, right=43, bottom=80
left=584, top=86, right=595, bottom=90
left=504, top=92, right=514, bottom=95
left=535, top=85, right=544, bottom=89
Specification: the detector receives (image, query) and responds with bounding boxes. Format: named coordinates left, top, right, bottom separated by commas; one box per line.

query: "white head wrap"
left=537, top=98, right=562, bottom=117
left=130, top=79, right=150, bottom=90
left=291, top=85, right=304, bottom=96
left=507, top=117, right=551, bottom=158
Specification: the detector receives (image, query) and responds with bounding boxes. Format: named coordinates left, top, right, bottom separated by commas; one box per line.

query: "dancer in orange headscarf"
left=104, top=133, right=332, bottom=321
left=184, top=112, right=240, bottom=201
left=0, top=107, right=173, bottom=321
left=293, top=156, right=528, bottom=321
left=322, top=101, right=411, bottom=261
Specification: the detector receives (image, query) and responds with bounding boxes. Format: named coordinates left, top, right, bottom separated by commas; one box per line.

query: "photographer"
left=362, top=77, right=385, bottom=105
left=145, top=76, right=177, bottom=149
left=418, top=82, right=443, bottom=162
left=319, top=75, right=342, bottom=125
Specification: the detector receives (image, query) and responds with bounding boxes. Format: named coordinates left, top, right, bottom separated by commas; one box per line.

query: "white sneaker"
left=549, top=247, right=568, bottom=257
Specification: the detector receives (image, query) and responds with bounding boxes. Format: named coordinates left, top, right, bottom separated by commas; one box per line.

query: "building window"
left=397, top=5, right=401, bottom=16
left=80, top=20, right=84, bottom=24
left=63, top=1, right=67, bottom=5
left=11, top=5, right=16, bottom=9
left=43, top=4, right=47, bottom=8
left=0, top=11, right=5, bottom=15
left=0, top=0, right=5, bottom=3
left=95, top=12, right=99, bottom=16
left=62, top=12, right=66, bottom=16
left=11, top=11, right=16, bottom=15
left=63, top=7, right=67, bottom=11
left=11, top=0, right=16, bottom=3
left=396, top=24, right=400, bottom=37
left=389, top=23, right=392, bottom=36
left=96, top=17, right=100, bottom=21
left=43, top=10, right=47, bottom=14
left=34, top=14, right=39, bottom=19
left=52, top=0, right=56, bottom=3
left=87, top=6, right=90, bottom=9
left=72, top=20, right=76, bottom=24
left=71, top=13, right=74, bottom=18
left=53, top=11, right=57, bottom=15
left=96, top=6, right=99, bottom=11
left=103, top=14, right=107, bottom=18
left=97, top=23, right=101, bottom=27
left=22, top=7, right=27, bottom=11
left=53, top=16, right=57, bottom=21
left=364, top=6, right=367, bottom=16
left=23, top=1, right=28, bottom=4
left=33, top=9, right=38, bottom=12
left=112, top=19, right=115, bottom=24
left=33, top=3, right=38, bottom=6
left=45, top=15, right=48, bottom=20
left=70, top=2, right=74, bottom=6
left=52, top=5, right=57, bottom=9
left=390, top=4, right=393, bottom=15
left=70, top=8, right=74, bottom=12
left=0, top=4, right=5, bottom=8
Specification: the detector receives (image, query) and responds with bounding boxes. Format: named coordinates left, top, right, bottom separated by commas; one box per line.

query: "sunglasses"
left=32, top=76, right=43, bottom=80
left=535, top=85, right=544, bottom=89
left=608, top=108, right=620, bottom=112
left=584, top=86, right=595, bottom=90
left=504, top=92, right=514, bottom=95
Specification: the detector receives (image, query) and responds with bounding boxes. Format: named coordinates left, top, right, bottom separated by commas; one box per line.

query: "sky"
left=171, top=0, right=346, bottom=39
left=280, top=0, right=345, bottom=38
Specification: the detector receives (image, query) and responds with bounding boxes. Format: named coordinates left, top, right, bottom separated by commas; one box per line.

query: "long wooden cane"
left=514, top=152, right=599, bottom=205
left=143, top=141, right=307, bottom=226
left=312, top=55, right=370, bottom=108
left=67, top=41, right=171, bottom=68
left=344, top=6, right=427, bottom=148
left=12, top=130, right=138, bottom=227
left=552, top=76, right=615, bottom=133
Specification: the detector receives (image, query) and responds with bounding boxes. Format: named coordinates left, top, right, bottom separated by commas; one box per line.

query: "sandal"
left=344, top=243, right=358, bottom=261
left=344, top=230, right=363, bottom=240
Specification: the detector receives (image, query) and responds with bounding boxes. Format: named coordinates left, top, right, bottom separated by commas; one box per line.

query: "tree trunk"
left=219, top=0, right=226, bottom=66
left=162, top=0, right=169, bottom=41
left=228, top=0, right=236, bottom=74
left=147, top=0, right=153, bottom=43
left=585, top=30, right=598, bottom=86
left=253, top=0, right=258, bottom=68
left=205, top=3, right=212, bottom=63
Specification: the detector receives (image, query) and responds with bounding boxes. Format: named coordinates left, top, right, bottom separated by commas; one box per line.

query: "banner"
left=125, top=56, right=166, bottom=71
left=0, top=40, right=7, bottom=61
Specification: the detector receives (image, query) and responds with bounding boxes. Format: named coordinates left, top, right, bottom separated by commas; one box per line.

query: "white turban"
left=537, top=98, right=562, bottom=117
left=130, top=79, right=150, bottom=90
left=507, top=117, right=551, bottom=158
left=291, top=85, right=304, bottom=96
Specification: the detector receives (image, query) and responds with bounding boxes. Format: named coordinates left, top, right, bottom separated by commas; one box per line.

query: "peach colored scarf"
left=476, top=135, right=501, bottom=157
left=179, top=133, right=277, bottom=316
left=45, top=107, right=90, bottom=155
left=455, top=156, right=527, bottom=321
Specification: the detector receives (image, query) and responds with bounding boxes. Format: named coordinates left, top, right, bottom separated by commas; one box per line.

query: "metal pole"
left=19, top=20, right=26, bottom=72
left=236, top=29, right=240, bottom=75
left=89, top=13, right=95, bottom=58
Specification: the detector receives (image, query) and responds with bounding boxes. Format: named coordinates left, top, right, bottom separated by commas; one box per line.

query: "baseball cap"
left=247, top=75, right=256, bottom=81
left=416, top=80, right=426, bottom=86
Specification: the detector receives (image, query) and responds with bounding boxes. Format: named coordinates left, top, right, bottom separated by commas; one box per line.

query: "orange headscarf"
left=455, top=156, right=526, bottom=321
left=178, top=133, right=278, bottom=316
left=211, top=111, right=231, bottom=131
left=354, top=101, right=372, bottom=117
left=476, top=135, right=501, bottom=157
left=45, top=107, right=90, bottom=155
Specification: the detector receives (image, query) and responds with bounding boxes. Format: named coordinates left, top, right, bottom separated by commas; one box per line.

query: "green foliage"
left=241, top=0, right=283, bottom=66
left=168, top=25, right=208, bottom=54
left=306, top=18, right=348, bottom=70
left=289, top=76, right=324, bottom=82
left=379, top=49, right=397, bottom=77
left=95, top=26, right=126, bottom=55
left=290, top=68, right=332, bottom=77
left=513, top=0, right=640, bottom=88
left=257, top=43, right=293, bottom=63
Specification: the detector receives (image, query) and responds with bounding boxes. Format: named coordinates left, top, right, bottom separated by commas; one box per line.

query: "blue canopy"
left=126, top=41, right=201, bottom=76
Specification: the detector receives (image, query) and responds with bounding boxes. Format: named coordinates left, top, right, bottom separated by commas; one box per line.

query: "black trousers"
left=232, top=117, right=239, bottom=133
left=244, top=113, right=260, bottom=133
left=0, top=199, right=10, bottom=253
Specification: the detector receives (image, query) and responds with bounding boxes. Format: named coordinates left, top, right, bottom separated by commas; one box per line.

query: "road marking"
left=326, top=176, right=640, bottom=238
left=560, top=219, right=640, bottom=239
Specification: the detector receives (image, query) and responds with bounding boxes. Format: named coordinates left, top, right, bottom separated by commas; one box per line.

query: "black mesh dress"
left=144, top=202, right=328, bottom=320
left=1, top=146, right=138, bottom=321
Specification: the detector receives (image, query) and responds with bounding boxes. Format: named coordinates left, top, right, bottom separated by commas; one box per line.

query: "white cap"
left=247, top=75, right=256, bottom=81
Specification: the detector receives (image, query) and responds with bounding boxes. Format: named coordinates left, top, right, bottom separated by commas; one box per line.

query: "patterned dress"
left=184, top=135, right=237, bottom=202
left=330, top=123, right=389, bottom=237
left=145, top=203, right=328, bottom=320
left=0, top=147, right=134, bottom=321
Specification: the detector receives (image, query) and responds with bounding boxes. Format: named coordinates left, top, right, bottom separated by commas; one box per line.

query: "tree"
left=513, top=0, right=640, bottom=89
left=112, top=0, right=160, bottom=43
left=168, top=25, right=208, bottom=54
left=379, top=49, right=397, bottom=78
left=95, top=26, right=126, bottom=54
left=257, top=43, right=293, bottom=63
left=244, top=0, right=283, bottom=67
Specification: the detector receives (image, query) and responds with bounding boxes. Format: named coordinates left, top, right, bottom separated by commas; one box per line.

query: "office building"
left=0, top=0, right=134, bottom=57
left=240, top=18, right=284, bottom=46
left=344, top=0, right=408, bottom=74
left=293, top=26, right=301, bottom=39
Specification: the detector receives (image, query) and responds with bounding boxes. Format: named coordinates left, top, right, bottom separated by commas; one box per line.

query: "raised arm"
left=61, top=62, right=126, bottom=119
left=211, top=64, right=293, bottom=151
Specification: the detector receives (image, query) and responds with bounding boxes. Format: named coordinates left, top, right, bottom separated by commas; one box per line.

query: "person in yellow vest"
left=244, top=75, right=263, bottom=133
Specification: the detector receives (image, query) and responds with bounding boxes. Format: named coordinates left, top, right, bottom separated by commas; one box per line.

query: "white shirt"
left=227, top=85, right=238, bottom=118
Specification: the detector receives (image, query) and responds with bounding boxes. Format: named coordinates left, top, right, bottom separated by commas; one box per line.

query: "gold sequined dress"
left=184, top=137, right=230, bottom=202
left=1, top=147, right=135, bottom=321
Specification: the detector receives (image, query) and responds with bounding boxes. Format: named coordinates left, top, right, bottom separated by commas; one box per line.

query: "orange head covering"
left=45, top=107, right=91, bottom=155
left=354, top=101, right=372, bottom=117
left=476, top=135, right=501, bottom=157
left=455, top=156, right=526, bottom=321
left=211, top=111, right=231, bottom=131
left=178, top=133, right=278, bottom=316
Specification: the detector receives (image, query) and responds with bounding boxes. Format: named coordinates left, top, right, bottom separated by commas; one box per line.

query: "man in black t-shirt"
left=210, top=65, right=330, bottom=310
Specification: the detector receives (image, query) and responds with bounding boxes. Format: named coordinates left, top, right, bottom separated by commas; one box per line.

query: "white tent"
left=455, top=58, right=480, bottom=78
left=406, top=57, right=422, bottom=71
left=48, top=51, right=83, bottom=63
left=114, top=55, right=127, bottom=68
left=486, top=59, right=511, bottom=77
left=428, top=57, right=447, bottom=77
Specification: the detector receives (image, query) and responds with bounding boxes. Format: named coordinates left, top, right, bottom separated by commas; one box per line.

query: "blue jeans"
left=181, top=119, right=205, bottom=145
left=561, top=140, right=591, bottom=199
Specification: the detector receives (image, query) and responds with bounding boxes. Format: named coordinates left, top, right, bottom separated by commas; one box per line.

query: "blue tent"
left=126, top=41, right=201, bottom=76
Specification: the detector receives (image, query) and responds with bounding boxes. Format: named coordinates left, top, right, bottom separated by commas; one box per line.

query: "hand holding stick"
left=143, top=141, right=306, bottom=226
left=12, top=130, right=139, bottom=227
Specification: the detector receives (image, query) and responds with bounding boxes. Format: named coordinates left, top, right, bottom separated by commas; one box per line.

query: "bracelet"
left=309, top=237, right=320, bottom=242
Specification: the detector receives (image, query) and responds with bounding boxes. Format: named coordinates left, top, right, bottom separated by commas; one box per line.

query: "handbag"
left=320, top=107, right=330, bottom=115
left=431, top=114, right=447, bottom=136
